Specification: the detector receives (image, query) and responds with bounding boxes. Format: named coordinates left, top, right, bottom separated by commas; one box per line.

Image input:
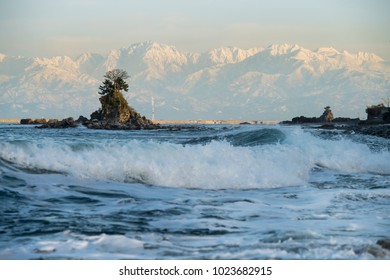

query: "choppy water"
left=0, top=123, right=389, bottom=259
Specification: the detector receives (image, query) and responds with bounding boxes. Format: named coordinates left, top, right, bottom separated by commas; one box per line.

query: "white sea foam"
left=2, top=125, right=390, bottom=260
left=285, top=128, right=390, bottom=175
left=0, top=127, right=389, bottom=189
left=0, top=231, right=145, bottom=260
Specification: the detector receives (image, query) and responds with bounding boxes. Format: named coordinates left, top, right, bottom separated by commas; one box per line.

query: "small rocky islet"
left=22, top=69, right=161, bottom=130
left=282, top=104, right=390, bottom=139
left=21, top=98, right=160, bottom=130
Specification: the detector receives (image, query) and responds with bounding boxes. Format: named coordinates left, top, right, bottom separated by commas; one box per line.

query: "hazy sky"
left=0, top=0, right=389, bottom=59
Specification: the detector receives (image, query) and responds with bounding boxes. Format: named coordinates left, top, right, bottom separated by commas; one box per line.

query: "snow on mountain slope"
left=76, top=52, right=105, bottom=76
left=0, top=41, right=389, bottom=120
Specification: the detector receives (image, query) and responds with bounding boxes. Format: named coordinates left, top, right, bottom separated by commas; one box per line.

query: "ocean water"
left=0, top=123, right=389, bottom=259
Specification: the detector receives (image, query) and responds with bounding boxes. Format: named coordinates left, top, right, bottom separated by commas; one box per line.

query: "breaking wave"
left=1, top=127, right=389, bottom=189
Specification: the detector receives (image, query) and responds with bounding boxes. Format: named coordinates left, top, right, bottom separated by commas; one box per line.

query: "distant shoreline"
left=2, top=118, right=390, bottom=138
left=154, top=120, right=280, bottom=125
left=0, top=119, right=20, bottom=123
left=0, top=119, right=280, bottom=125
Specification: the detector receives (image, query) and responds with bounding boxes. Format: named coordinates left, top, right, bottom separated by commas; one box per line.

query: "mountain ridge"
left=0, top=41, right=389, bottom=120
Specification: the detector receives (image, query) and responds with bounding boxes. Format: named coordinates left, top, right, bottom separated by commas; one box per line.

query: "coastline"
left=338, top=123, right=390, bottom=139
left=0, top=119, right=20, bottom=123
left=285, top=122, right=390, bottom=139
left=1, top=118, right=280, bottom=125
left=154, top=119, right=280, bottom=125
left=3, top=118, right=390, bottom=139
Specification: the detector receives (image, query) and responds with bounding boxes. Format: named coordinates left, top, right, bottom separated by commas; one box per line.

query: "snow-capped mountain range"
left=1, top=41, right=389, bottom=120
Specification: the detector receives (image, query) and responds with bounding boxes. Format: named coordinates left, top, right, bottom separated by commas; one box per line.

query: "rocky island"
left=282, top=106, right=360, bottom=125
left=36, top=69, right=160, bottom=130
left=283, top=104, right=390, bottom=139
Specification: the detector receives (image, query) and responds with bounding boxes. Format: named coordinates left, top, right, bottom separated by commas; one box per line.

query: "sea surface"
left=0, top=123, right=389, bottom=259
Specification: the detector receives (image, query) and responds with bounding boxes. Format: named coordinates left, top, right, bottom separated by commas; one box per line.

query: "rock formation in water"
left=85, top=69, right=159, bottom=129
left=84, top=90, right=159, bottom=130
left=365, top=103, right=390, bottom=124
left=20, top=118, right=58, bottom=125
left=283, top=106, right=339, bottom=124
left=34, top=69, right=160, bottom=130
left=37, top=117, right=77, bottom=128
left=319, top=106, right=334, bottom=122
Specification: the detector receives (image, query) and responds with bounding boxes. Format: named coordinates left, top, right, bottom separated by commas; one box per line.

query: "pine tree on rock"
left=97, top=69, right=134, bottom=123
left=98, top=69, right=130, bottom=95
left=91, top=69, right=158, bottom=129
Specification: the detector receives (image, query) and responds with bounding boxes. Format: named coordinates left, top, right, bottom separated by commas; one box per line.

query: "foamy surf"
left=1, top=124, right=389, bottom=259
left=0, top=126, right=389, bottom=189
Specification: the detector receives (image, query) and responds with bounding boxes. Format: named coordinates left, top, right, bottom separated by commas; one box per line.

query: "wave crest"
left=1, top=127, right=389, bottom=189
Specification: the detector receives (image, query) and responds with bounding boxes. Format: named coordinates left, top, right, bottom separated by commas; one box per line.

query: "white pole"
left=151, top=96, right=155, bottom=121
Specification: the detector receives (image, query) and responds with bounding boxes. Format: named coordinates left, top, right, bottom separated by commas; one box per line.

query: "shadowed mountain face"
left=1, top=42, right=389, bottom=119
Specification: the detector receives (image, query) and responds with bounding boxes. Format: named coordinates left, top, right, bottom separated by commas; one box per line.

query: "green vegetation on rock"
left=96, top=69, right=135, bottom=123
left=99, top=90, right=135, bottom=123
left=87, top=69, right=159, bottom=129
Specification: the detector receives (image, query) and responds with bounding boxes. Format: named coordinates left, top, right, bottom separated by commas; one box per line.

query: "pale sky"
left=0, top=0, right=389, bottom=59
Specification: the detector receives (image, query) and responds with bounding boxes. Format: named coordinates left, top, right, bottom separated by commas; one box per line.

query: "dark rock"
left=283, top=106, right=364, bottom=125
left=20, top=118, right=51, bottom=125
left=319, top=124, right=336, bottom=129
left=296, top=116, right=318, bottom=123
left=357, top=125, right=390, bottom=139
left=367, top=246, right=389, bottom=258
left=288, top=116, right=319, bottom=124
left=383, top=111, right=390, bottom=123
left=285, top=106, right=335, bottom=124
left=369, top=239, right=390, bottom=257
left=319, top=106, right=334, bottom=122
left=37, top=117, right=78, bottom=129
left=76, top=115, right=88, bottom=125
left=99, top=91, right=132, bottom=123
left=84, top=119, right=101, bottom=129
left=90, top=109, right=103, bottom=121
left=377, top=239, right=390, bottom=250
left=84, top=118, right=160, bottom=130
left=333, top=117, right=360, bottom=124
left=317, top=123, right=390, bottom=139
left=20, top=118, right=33, bottom=124
left=33, top=118, right=48, bottom=124
left=85, top=90, right=160, bottom=130
left=365, top=104, right=390, bottom=124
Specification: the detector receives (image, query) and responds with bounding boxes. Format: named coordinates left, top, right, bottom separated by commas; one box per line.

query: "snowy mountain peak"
left=141, top=42, right=189, bottom=65
left=357, top=51, right=384, bottom=63
left=333, top=50, right=385, bottom=67
left=317, top=47, right=340, bottom=56
left=0, top=42, right=389, bottom=120
left=121, top=41, right=185, bottom=58
left=267, top=43, right=301, bottom=56
left=76, top=52, right=102, bottom=64
left=103, top=49, right=122, bottom=70
left=32, top=55, right=78, bottom=70
left=124, top=41, right=162, bottom=52
left=206, top=47, right=262, bottom=65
